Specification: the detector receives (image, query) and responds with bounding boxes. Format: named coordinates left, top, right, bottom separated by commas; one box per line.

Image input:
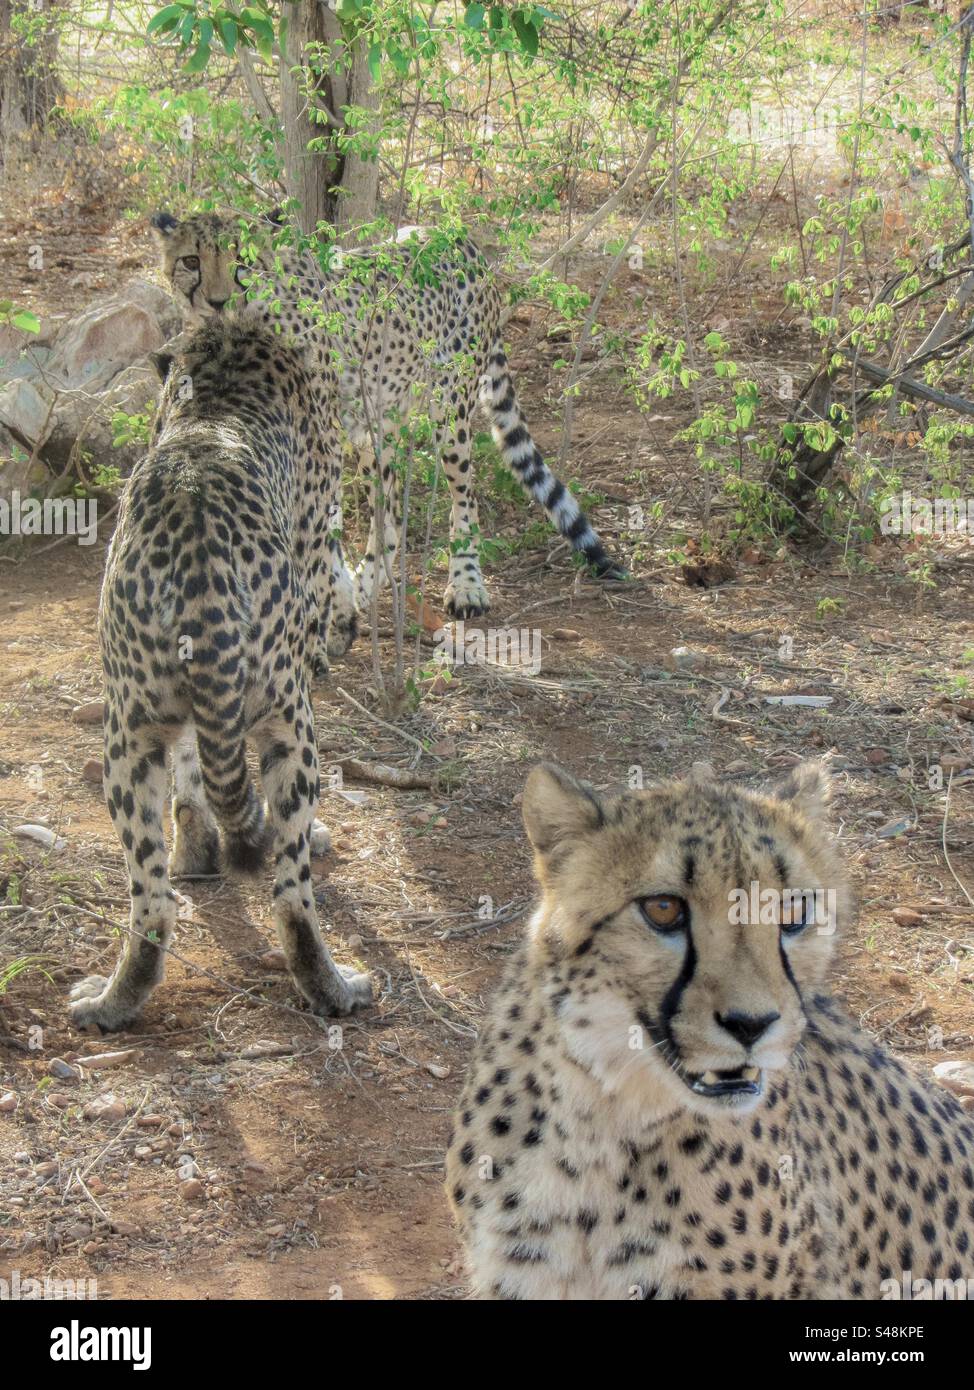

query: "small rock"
left=865, top=747, right=888, bottom=765
left=259, top=949, right=287, bottom=971
left=724, top=759, right=750, bottom=774
left=933, top=1060, right=974, bottom=1098
left=425, top=1061, right=450, bottom=1079
left=551, top=628, right=582, bottom=642
left=13, top=823, right=66, bottom=850
left=83, top=1093, right=126, bottom=1123
left=346, top=933, right=364, bottom=949
left=179, top=1178, right=204, bottom=1201
left=888, top=971, right=911, bottom=990
left=0, top=1091, right=18, bottom=1113
left=892, top=907, right=924, bottom=928
left=49, top=1057, right=81, bottom=1081
left=664, top=646, right=707, bottom=672
left=81, top=758, right=103, bottom=785
left=137, top=1114, right=165, bottom=1128
left=72, top=700, right=105, bottom=725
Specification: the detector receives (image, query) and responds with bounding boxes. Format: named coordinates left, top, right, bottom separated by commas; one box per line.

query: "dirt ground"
left=2, top=167, right=974, bottom=1301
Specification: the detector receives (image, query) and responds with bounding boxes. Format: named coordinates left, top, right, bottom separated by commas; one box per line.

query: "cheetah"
left=446, top=761, right=974, bottom=1299
left=69, top=316, right=372, bottom=1032
left=151, top=211, right=624, bottom=626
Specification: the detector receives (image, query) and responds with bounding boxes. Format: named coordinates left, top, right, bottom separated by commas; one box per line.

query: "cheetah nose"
left=207, top=297, right=229, bottom=311
left=715, top=1010, right=780, bottom=1046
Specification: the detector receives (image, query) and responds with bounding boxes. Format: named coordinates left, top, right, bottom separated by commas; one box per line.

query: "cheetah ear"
left=771, top=760, right=830, bottom=820
left=150, top=211, right=179, bottom=239
left=523, top=763, right=604, bottom=856
left=148, top=350, right=174, bottom=383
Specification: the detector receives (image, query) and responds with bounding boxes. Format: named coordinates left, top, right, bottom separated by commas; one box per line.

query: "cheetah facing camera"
left=151, top=211, right=625, bottom=625
left=447, top=762, right=974, bottom=1299
left=69, top=317, right=372, bottom=1033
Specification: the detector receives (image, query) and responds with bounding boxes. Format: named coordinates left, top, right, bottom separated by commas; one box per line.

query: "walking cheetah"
left=151, top=211, right=624, bottom=626
left=69, top=316, right=372, bottom=1032
left=446, top=761, right=974, bottom=1299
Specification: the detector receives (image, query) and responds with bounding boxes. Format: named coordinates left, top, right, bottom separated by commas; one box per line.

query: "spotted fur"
left=151, top=211, right=625, bottom=624
left=69, top=317, right=371, bottom=1032
left=446, top=762, right=974, bottom=1299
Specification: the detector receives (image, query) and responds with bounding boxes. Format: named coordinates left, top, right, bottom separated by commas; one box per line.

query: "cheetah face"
left=522, top=762, right=849, bottom=1120
left=151, top=212, right=243, bottom=321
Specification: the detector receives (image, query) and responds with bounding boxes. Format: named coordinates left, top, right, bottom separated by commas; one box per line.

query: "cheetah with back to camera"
left=151, top=211, right=625, bottom=627
left=446, top=761, right=974, bottom=1299
left=69, top=316, right=372, bottom=1032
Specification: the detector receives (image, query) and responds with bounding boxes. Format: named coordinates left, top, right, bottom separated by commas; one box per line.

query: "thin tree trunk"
left=0, top=0, right=64, bottom=165
left=278, top=0, right=378, bottom=237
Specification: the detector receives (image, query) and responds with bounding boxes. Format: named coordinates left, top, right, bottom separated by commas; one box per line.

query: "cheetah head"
left=522, top=761, right=849, bottom=1121
left=151, top=212, right=242, bottom=321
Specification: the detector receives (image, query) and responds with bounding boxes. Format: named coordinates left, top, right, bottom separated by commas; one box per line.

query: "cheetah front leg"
left=354, top=440, right=402, bottom=618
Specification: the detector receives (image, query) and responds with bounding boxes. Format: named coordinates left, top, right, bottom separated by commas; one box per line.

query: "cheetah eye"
left=181, top=255, right=200, bottom=270
left=638, top=894, right=687, bottom=934
left=780, top=894, right=809, bottom=935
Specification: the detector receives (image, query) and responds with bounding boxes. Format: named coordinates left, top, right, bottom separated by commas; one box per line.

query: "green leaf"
left=387, top=41, right=410, bottom=77
left=179, top=10, right=196, bottom=45
left=512, top=11, right=539, bottom=55
left=367, top=41, right=382, bottom=82
left=146, top=4, right=184, bottom=37
left=464, top=3, right=486, bottom=28
left=217, top=16, right=238, bottom=53
left=184, top=41, right=211, bottom=73
left=12, top=309, right=39, bottom=334
left=197, top=16, right=213, bottom=48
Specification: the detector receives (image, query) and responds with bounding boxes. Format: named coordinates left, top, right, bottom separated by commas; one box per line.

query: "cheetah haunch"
left=447, top=761, right=974, bottom=1299
left=70, top=317, right=371, bottom=1032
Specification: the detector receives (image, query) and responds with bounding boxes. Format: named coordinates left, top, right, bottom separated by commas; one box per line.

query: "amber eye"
left=638, top=895, right=687, bottom=933
left=181, top=255, right=200, bottom=270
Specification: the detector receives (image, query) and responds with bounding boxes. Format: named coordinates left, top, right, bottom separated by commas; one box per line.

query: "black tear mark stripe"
left=659, top=912, right=697, bottom=1049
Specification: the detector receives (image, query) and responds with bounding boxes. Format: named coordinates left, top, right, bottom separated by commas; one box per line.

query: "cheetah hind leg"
left=254, top=710, right=371, bottom=1016
left=169, top=727, right=220, bottom=878
left=70, top=730, right=175, bottom=1032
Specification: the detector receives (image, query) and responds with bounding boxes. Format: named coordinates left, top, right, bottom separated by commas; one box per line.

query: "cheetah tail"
left=190, top=715, right=268, bottom=874
left=482, top=345, right=627, bottom=580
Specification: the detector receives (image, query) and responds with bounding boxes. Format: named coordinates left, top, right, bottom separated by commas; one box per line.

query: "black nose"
left=207, top=297, right=228, bottom=310
left=715, top=1010, right=780, bottom=1046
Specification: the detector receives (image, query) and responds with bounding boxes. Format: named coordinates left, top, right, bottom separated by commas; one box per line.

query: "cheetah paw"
left=310, top=818, right=331, bottom=857
left=444, top=573, right=490, bottom=620
left=335, top=963, right=373, bottom=1013
left=68, top=976, right=138, bottom=1033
